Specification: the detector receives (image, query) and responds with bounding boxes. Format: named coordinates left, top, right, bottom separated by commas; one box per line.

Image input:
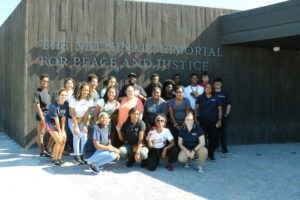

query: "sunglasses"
left=155, top=119, right=165, bottom=123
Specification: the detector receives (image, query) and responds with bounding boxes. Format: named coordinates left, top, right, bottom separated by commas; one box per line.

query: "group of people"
left=33, top=71, right=231, bottom=174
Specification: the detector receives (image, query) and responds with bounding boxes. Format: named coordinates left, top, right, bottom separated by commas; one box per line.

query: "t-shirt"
left=118, top=97, right=144, bottom=126
left=184, top=85, right=204, bottom=110
left=121, top=120, right=146, bottom=145
left=168, top=97, right=191, bottom=125
left=83, top=125, right=110, bottom=159
left=146, top=128, right=173, bottom=149
left=196, top=94, right=221, bottom=123
left=90, top=90, right=100, bottom=117
left=119, top=84, right=147, bottom=98
left=96, top=98, right=120, bottom=117
left=144, top=82, right=163, bottom=97
left=46, top=101, right=69, bottom=128
left=69, top=96, right=93, bottom=118
left=33, top=88, right=51, bottom=111
left=179, top=125, right=204, bottom=149
left=66, top=90, right=73, bottom=102
left=215, top=91, right=231, bottom=116
left=144, top=97, right=168, bottom=124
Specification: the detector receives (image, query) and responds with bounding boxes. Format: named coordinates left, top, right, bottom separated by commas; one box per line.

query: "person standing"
left=146, top=114, right=178, bottom=171
left=65, top=78, right=75, bottom=101
left=172, top=74, right=182, bottom=86
left=144, top=73, right=163, bottom=97
left=88, top=74, right=100, bottom=126
left=161, top=79, right=175, bottom=101
left=178, top=113, right=208, bottom=173
left=195, top=84, right=222, bottom=161
left=199, top=72, right=210, bottom=88
left=184, top=73, right=204, bottom=111
left=100, top=76, right=118, bottom=98
left=68, top=82, right=93, bottom=164
left=33, top=74, right=51, bottom=157
left=119, top=73, right=147, bottom=102
left=83, top=112, right=120, bottom=174
left=46, top=89, right=69, bottom=165
left=213, top=78, right=232, bottom=153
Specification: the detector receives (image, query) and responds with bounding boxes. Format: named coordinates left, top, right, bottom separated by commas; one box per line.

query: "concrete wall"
left=0, top=1, right=27, bottom=147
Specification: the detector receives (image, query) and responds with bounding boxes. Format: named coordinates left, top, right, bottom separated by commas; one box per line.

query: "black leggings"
left=147, top=146, right=178, bottom=171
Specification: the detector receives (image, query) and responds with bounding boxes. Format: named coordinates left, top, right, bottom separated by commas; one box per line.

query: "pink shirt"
left=118, top=97, right=144, bottom=126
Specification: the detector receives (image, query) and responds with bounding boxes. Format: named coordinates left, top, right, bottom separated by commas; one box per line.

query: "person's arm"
left=168, top=104, right=178, bottom=128
left=178, top=137, right=190, bottom=153
left=147, top=132, right=153, bottom=149
left=70, top=108, right=79, bottom=135
left=35, top=103, right=45, bottom=122
left=161, top=139, right=175, bottom=158
left=225, top=104, right=231, bottom=116
left=117, top=123, right=125, bottom=142
left=81, top=108, right=90, bottom=132
left=216, top=106, right=222, bottom=127
left=137, top=99, right=144, bottom=120
left=94, top=105, right=101, bottom=124
left=93, top=139, right=114, bottom=151
left=53, top=117, right=62, bottom=133
left=194, top=103, right=200, bottom=125
left=61, top=116, right=66, bottom=133
left=135, top=129, right=145, bottom=162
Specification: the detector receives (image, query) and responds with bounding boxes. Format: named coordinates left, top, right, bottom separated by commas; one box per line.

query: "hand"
left=175, top=125, right=181, bottom=130
left=116, top=123, right=121, bottom=132
left=147, top=132, right=153, bottom=140
left=116, top=153, right=120, bottom=161
left=185, top=150, right=191, bottom=158
left=161, top=148, right=167, bottom=158
left=74, top=127, right=80, bottom=135
left=189, top=151, right=195, bottom=159
left=81, top=125, right=88, bottom=133
left=216, top=120, right=222, bottom=128
left=114, top=148, right=120, bottom=154
left=135, top=152, right=141, bottom=162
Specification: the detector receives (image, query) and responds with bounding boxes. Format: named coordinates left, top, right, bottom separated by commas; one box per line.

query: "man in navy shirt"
left=214, top=78, right=232, bottom=153
left=195, top=84, right=222, bottom=161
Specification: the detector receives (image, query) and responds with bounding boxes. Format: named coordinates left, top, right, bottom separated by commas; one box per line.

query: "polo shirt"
left=179, top=125, right=204, bottom=150
left=214, top=91, right=231, bottom=115
left=196, top=94, right=221, bottom=123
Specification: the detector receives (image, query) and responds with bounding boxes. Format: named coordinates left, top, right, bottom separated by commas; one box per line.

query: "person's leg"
left=93, top=150, right=117, bottom=167
left=48, top=130, right=62, bottom=160
left=178, top=150, right=189, bottom=163
left=68, top=118, right=80, bottom=156
left=57, top=132, right=67, bottom=159
left=46, top=136, right=55, bottom=153
left=221, top=117, right=228, bottom=152
left=196, top=147, right=208, bottom=166
left=147, top=148, right=159, bottom=171
left=80, top=128, right=88, bottom=155
left=64, top=118, right=73, bottom=152
left=207, top=123, right=217, bottom=159
left=140, top=146, right=149, bottom=160
left=37, top=120, right=46, bottom=153
left=166, top=146, right=178, bottom=163
left=119, top=144, right=133, bottom=160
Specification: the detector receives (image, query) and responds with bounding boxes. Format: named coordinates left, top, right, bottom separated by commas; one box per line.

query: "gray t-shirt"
left=144, top=97, right=168, bottom=124
left=168, top=97, right=191, bottom=125
left=33, top=88, right=51, bottom=111
left=90, top=90, right=100, bottom=117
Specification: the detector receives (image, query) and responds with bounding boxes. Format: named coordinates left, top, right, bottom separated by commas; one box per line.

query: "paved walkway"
left=0, top=132, right=299, bottom=200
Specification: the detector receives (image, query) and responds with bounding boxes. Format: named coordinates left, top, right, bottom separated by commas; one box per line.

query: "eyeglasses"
left=175, top=91, right=183, bottom=94
left=155, top=119, right=165, bottom=123
left=185, top=118, right=194, bottom=121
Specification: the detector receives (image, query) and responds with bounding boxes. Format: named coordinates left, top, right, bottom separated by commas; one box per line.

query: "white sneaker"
left=197, top=166, right=204, bottom=174
left=184, top=162, right=190, bottom=168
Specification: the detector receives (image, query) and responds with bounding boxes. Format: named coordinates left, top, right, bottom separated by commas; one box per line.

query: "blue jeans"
left=86, top=150, right=117, bottom=167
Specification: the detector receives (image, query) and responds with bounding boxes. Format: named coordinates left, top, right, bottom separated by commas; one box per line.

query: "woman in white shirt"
left=69, top=82, right=93, bottom=164
left=146, top=114, right=178, bottom=171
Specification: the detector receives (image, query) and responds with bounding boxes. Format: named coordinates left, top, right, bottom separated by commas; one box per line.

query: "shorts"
left=36, top=111, right=47, bottom=121
left=46, top=123, right=57, bottom=132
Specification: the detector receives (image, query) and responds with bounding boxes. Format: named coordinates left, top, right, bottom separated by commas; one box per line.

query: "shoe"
left=141, top=160, right=147, bottom=168
left=81, top=156, right=87, bottom=164
left=63, top=150, right=70, bottom=156
left=45, top=149, right=53, bottom=156
left=184, top=162, right=190, bottom=168
left=89, top=164, right=100, bottom=174
left=53, top=159, right=61, bottom=166
left=73, top=156, right=83, bottom=164
left=222, top=148, right=229, bottom=154
left=197, top=166, right=204, bottom=174
left=165, top=163, right=174, bottom=171
left=208, top=155, right=216, bottom=162
left=126, top=159, right=134, bottom=167
left=58, top=159, right=65, bottom=164
left=40, top=152, right=51, bottom=157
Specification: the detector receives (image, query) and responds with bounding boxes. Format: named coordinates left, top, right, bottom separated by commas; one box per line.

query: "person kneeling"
left=83, top=112, right=120, bottom=174
left=178, top=113, right=208, bottom=173
left=146, top=114, right=178, bottom=171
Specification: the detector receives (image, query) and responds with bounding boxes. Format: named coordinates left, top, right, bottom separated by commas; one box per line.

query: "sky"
left=0, top=0, right=287, bottom=26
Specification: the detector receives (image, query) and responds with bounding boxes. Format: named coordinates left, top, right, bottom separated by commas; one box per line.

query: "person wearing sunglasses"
left=146, top=114, right=178, bottom=171
left=178, top=113, right=208, bottom=173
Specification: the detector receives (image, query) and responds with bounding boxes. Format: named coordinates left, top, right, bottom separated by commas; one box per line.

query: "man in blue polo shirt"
left=214, top=78, right=231, bottom=153
left=195, top=84, right=222, bottom=161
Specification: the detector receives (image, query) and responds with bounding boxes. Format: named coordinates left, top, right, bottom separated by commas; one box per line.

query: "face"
left=107, top=88, right=116, bottom=100
left=108, top=78, right=117, bottom=87
left=130, top=110, right=140, bottom=121
left=173, top=76, right=181, bottom=84
left=128, top=76, right=137, bottom=85
left=204, top=84, right=212, bottom=94
left=152, top=89, right=161, bottom=100
left=166, top=84, right=173, bottom=93
left=151, top=76, right=159, bottom=84
left=126, top=86, right=134, bottom=97
left=191, top=75, right=199, bottom=84
left=99, top=113, right=109, bottom=126
left=90, top=78, right=98, bottom=89
left=58, top=91, right=68, bottom=102
left=65, top=80, right=74, bottom=90
left=81, top=85, right=90, bottom=98
left=175, top=88, right=184, bottom=99
left=202, top=75, right=209, bottom=84
left=155, top=116, right=166, bottom=127
left=214, top=82, right=222, bottom=90
left=40, top=77, right=49, bottom=88
left=185, top=115, right=194, bottom=126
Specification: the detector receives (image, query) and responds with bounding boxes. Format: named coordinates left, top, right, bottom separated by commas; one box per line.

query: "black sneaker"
left=89, top=164, right=100, bottom=174
left=73, top=156, right=83, bottom=164
left=53, top=159, right=61, bottom=166
left=58, top=159, right=65, bottom=164
left=165, top=163, right=174, bottom=171
left=141, top=160, right=147, bottom=168
left=40, top=152, right=51, bottom=157
left=81, top=156, right=87, bottom=164
left=45, top=149, right=53, bottom=156
left=222, top=148, right=229, bottom=154
left=126, top=159, right=134, bottom=167
left=208, top=155, right=216, bottom=162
